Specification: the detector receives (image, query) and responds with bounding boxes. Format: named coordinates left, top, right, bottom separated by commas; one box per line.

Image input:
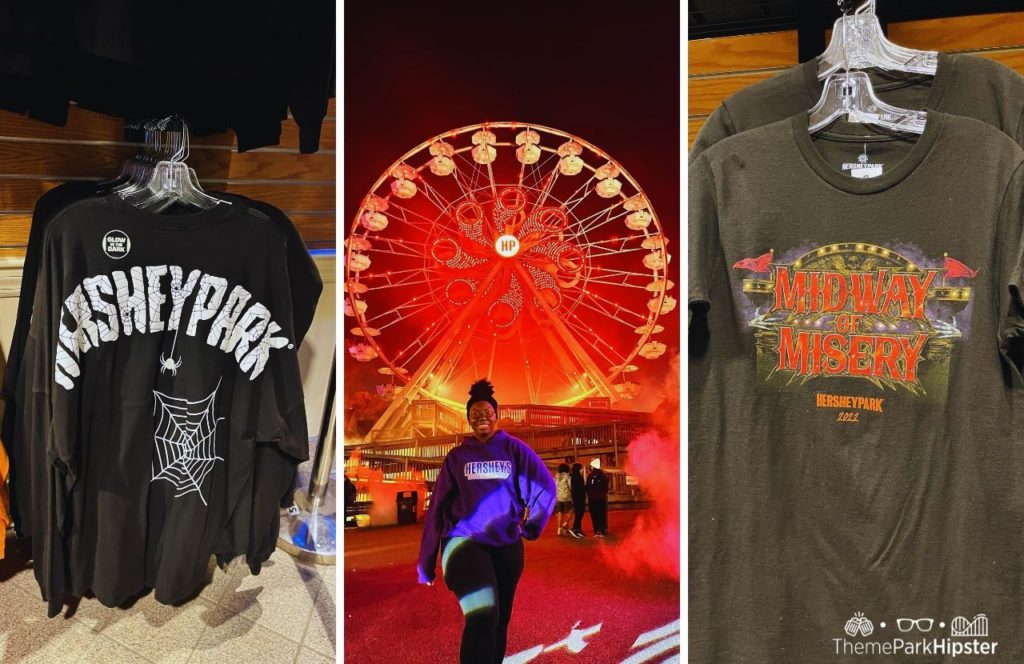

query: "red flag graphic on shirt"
left=732, top=252, right=773, bottom=273
left=944, top=256, right=977, bottom=279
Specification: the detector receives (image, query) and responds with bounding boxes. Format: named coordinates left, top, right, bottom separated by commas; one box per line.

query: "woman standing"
left=569, top=462, right=587, bottom=538
left=554, top=463, right=573, bottom=535
left=417, top=379, right=557, bottom=663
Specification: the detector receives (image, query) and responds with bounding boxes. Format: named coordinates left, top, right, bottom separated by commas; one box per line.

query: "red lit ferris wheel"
left=345, top=122, right=676, bottom=419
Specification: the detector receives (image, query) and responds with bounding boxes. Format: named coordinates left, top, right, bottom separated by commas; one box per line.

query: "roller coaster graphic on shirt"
left=733, top=242, right=976, bottom=403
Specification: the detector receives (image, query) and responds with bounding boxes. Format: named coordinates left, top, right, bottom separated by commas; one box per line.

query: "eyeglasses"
left=896, top=618, right=934, bottom=633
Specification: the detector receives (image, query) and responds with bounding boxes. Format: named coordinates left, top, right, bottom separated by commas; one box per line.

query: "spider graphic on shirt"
left=160, top=354, right=183, bottom=375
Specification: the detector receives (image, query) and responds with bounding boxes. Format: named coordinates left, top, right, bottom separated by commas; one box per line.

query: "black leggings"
left=572, top=499, right=586, bottom=532
left=442, top=538, right=525, bottom=664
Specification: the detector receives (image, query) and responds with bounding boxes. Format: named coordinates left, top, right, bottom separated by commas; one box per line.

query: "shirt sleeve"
left=254, top=230, right=313, bottom=461
left=417, top=455, right=457, bottom=583
left=19, top=229, right=73, bottom=614
left=688, top=103, right=736, bottom=165
left=1016, top=108, right=1024, bottom=150
left=512, top=439, right=556, bottom=540
left=689, top=153, right=723, bottom=311
left=998, top=160, right=1024, bottom=387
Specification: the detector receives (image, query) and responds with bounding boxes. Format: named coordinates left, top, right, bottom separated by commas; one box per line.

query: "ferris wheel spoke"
left=577, top=278, right=652, bottom=290
left=448, top=163, right=478, bottom=204
left=364, top=274, right=443, bottom=293
left=361, top=266, right=435, bottom=279
left=453, top=151, right=486, bottom=201
left=388, top=199, right=462, bottom=236
left=523, top=151, right=561, bottom=192
left=564, top=315, right=629, bottom=365
left=560, top=176, right=600, bottom=216
left=485, top=162, right=498, bottom=199
left=367, top=245, right=424, bottom=260
left=542, top=329, right=593, bottom=396
left=389, top=260, right=505, bottom=397
left=434, top=321, right=480, bottom=388
left=484, top=332, right=497, bottom=382
left=534, top=163, right=562, bottom=210
left=565, top=205, right=631, bottom=241
left=514, top=326, right=542, bottom=403
left=417, top=177, right=462, bottom=218
left=565, top=316, right=630, bottom=365
left=569, top=291, right=647, bottom=328
left=391, top=310, right=456, bottom=366
left=585, top=288, right=647, bottom=323
left=589, top=266, right=664, bottom=282
left=510, top=262, right=618, bottom=399
left=582, top=235, right=650, bottom=248
left=575, top=243, right=649, bottom=258
left=368, top=236, right=433, bottom=252
left=365, top=298, right=439, bottom=329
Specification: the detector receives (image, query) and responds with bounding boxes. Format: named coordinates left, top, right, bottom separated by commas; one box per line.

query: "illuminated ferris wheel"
left=345, top=122, right=676, bottom=413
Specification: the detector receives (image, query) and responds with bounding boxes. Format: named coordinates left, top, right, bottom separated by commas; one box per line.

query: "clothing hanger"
left=120, top=117, right=228, bottom=211
left=809, top=2, right=926, bottom=134
left=98, top=119, right=163, bottom=194
left=817, top=0, right=937, bottom=80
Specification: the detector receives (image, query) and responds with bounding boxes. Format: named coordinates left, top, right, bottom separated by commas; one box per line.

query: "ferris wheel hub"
left=495, top=234, right=521, bottom=258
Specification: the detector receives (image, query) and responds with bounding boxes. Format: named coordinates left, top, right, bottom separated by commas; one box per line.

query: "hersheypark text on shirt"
left=55, top=265, right=290, bottom=389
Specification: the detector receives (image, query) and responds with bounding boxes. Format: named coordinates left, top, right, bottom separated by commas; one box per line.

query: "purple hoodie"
left=417, top=430, right=556, bottom=583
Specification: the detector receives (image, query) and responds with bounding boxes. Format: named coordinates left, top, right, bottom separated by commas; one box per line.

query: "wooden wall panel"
left=0, top=179, right=334, bottom=216
left=688, top=11, right=1024, bottom=149
left=690, top=73, right=776, bottom=116
left=689, top=31, right=797, bottom=75
left=0, top=98, right=336, bottom=254
left=0, top=215, right=30, bottom=253
left=0, top=107, right=335, bottom=154
left=688, top=119, right=705, bottom=149
left=0, top=142, right=333, bottom=182
left=888, top=12, right=1024, bottom=51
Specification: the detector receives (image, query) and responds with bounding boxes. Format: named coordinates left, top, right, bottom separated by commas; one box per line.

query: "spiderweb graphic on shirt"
left=151, top=379, right=224, bottom=506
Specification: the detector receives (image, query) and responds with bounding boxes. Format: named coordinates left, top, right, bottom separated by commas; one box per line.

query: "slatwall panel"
left=688, top=11, right=1024, bottom=148
left=0, top=98, right=336, bottom=256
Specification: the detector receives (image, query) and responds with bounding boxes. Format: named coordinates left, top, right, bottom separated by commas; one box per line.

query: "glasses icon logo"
left=897, top=618, right=934, bottom=633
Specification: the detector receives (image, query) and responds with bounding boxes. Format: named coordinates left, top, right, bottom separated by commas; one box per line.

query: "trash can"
left=397, top=491, right=418, bottom=525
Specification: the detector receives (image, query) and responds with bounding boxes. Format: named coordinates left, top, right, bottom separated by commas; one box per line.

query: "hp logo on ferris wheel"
left=495, top=234, right=520, bottom=257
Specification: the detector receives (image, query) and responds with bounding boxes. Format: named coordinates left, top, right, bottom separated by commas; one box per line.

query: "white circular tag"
left=103, top=230, right=131, bottom=259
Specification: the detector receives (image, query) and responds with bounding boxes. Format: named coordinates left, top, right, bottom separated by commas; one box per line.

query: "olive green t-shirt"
left=689, top=111, right=1024, bottom=662
left=690, top=53, right=1024, bottom=162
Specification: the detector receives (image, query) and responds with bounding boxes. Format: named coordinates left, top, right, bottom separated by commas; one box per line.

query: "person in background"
left=343, top=475, right=358, bottom=528
left=417, top=379, right=557, bottom=664
left=586, top=458, right=609, bottom=538
left=569, top=462, right=587, bottom=539
left=554, top=463, right=573, bottom=535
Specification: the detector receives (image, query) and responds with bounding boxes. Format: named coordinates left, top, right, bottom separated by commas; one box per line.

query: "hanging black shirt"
left=17, top=194, right=317, bottom=613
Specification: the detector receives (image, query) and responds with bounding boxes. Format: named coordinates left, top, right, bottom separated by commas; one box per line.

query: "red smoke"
left=603, top=352, right=680, bottom=581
